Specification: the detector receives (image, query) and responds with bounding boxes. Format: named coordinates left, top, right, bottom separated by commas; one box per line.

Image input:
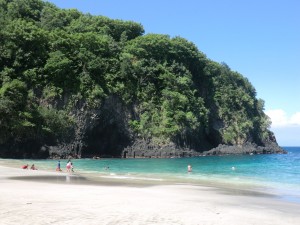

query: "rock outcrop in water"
left=0, top=0, right=286, bottom=159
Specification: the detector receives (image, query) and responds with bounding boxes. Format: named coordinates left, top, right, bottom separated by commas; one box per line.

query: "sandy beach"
left=0, top=166, right=299, bottom=225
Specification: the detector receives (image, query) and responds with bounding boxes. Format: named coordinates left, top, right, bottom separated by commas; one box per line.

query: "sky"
left=46, top=0, right=300, bottom=146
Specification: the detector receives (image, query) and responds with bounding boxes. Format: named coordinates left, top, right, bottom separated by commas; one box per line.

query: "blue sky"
left=46, top=0, right=300, bottom=146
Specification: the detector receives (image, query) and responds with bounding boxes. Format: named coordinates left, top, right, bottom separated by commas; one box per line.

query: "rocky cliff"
left=0, top=93, right=286, bottom=159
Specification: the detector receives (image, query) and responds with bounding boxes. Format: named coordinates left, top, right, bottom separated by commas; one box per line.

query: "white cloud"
left=265, top=109, right=300, bottom=127
left=265, top=109, right=300, bottom=146
left=290, top=112, right=300, bottom=125
left=270, top=126, right=300, bottom=146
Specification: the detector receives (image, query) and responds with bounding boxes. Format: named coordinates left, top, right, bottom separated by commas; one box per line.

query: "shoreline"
left=1, top=158, right=300, bottom=203
left=0, top=165, right=299, bottom=225
left=0, top=163, right=283, bottom=196
left=3, top=162, right=300, bottom=202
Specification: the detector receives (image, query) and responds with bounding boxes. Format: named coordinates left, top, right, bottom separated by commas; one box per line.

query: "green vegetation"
left=0, top=0, right=271, bottom=150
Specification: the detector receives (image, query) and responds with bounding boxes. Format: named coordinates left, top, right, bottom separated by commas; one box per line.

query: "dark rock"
left=122, top=139, right=202, bottom=158
left=202, top=142, right=287, bottom=156
left=0, top=140, right=50, bottom=159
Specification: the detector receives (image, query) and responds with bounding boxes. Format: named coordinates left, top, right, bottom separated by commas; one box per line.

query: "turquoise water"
left=1, top=147, right=300, bottom=200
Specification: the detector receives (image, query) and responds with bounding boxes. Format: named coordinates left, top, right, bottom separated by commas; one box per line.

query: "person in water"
left=187, top=164, right=192, bottom=172
left=66, top=161, right=72, bottom=172
left=56, top=160, right=62, bottom=171
left=71, top=162, right=74, bottom=172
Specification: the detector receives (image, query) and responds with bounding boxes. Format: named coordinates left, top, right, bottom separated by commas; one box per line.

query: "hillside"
left=0, top=0, right=284, bottom=158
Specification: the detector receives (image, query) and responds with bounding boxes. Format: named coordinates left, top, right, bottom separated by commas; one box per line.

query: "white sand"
left=0, top=166, right=299, bottom=225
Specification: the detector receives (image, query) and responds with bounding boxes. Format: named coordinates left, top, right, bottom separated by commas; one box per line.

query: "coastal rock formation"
left=0, top=91, right=286, bottom=159
left=122, top=139, right=201, bottom=158
left=202, top=143, right=287, bottom=156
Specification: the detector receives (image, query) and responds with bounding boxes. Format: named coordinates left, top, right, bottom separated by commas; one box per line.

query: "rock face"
left=47, top=95, right=133, bottom=159
left=122, top=139, right=286, bottom=158
left=43, top=94, right=286, bottom=159
left=0, top=141, right=49, bottom=159
left=122, top=139, right=202, bottom=158
left=0, top=94, right=286, bottom=159
left=202, top=142, right=287, bottom=156
left=201, top=130, right=287, bottom=156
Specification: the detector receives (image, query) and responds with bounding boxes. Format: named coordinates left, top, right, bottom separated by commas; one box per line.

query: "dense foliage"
left=0, top=0, right=271, bottom=151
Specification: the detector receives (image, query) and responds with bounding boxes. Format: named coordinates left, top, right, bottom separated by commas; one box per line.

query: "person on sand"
left=21, top=164, right=29, bottom=169
left=187, top=164, right=192, bottom=172
left=30, top=164, right=37, bottom=170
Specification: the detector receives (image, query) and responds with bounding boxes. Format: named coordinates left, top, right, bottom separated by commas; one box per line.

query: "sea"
left=1, top=146, right=300, bottom=202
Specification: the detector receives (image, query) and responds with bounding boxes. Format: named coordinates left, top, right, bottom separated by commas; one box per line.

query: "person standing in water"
left=56, top=160, right=62, bottom=171
left=66, top=161, right=71, bottom=172
left=71, top=162, right=74, bottom=172
left=187, top=164, right=192, bottom=172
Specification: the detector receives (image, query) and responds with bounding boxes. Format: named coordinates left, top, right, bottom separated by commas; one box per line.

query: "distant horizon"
left=281, top=146, right=300, bottom=147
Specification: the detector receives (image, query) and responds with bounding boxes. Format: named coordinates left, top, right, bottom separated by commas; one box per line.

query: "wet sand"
left=0, top=165, right=299, bottom=225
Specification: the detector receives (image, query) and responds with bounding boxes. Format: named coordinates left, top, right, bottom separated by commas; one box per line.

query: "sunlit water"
left=1, top=147, right=300, bottom=202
